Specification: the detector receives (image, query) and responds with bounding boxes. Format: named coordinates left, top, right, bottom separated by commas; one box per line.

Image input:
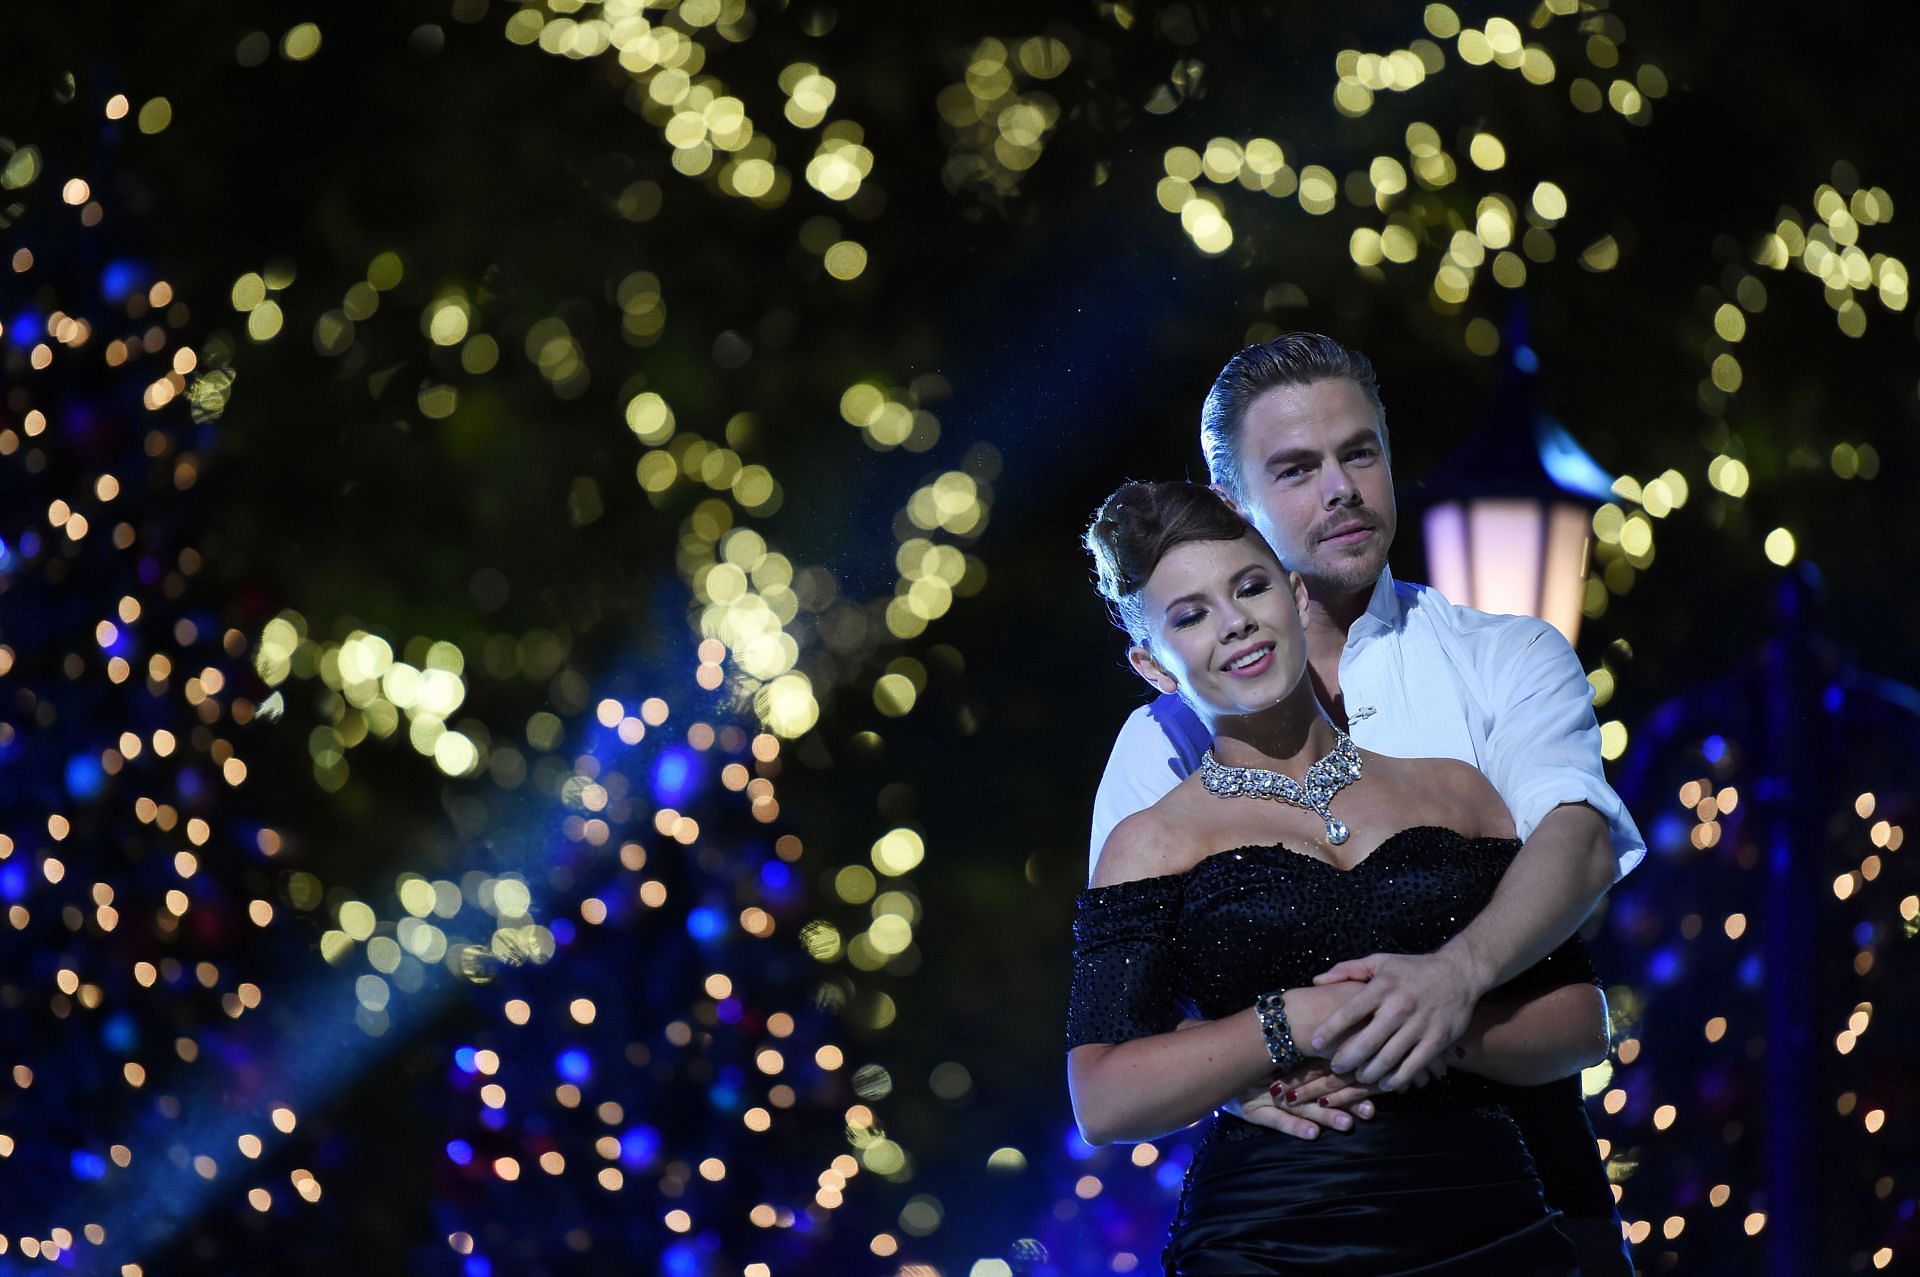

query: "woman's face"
left=1129, top=532, right=1311, bottom=718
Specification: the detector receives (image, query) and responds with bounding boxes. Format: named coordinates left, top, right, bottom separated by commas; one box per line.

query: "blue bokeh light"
left=686, top=906, right=725, bottom=942
left=102, top=1012, right=139, bottom=1055
left=650, top=745, right=698, bottom=805
left=1645, top=946, right=1682, bottom=986
left=556, top=1048, right=592, bottom=1084
left=620, top=1125, right=662, bottom=1167
left=66, top=753, right=109, bottom=801
left=100, top=259, right=144, bottom=302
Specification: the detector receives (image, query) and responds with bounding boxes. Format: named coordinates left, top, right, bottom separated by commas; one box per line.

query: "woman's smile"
left=1219, top=641, right=1276, bottom=678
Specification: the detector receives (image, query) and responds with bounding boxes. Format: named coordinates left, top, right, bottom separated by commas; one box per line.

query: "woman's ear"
left=1127, top=644, right=1179, bottom=697
left=1288, top=570, right=1310, bottom=624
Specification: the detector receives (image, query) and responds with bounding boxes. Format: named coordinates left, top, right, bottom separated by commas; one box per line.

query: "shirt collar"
left=1353, top=566, right=1403, bottom=635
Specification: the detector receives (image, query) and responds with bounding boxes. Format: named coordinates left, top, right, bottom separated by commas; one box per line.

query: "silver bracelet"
left=1254, top=990, right=1301, bottom=1072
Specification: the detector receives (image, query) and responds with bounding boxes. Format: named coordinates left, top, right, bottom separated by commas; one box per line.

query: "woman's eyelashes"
left=1170, top=577, right=1270, bottom=628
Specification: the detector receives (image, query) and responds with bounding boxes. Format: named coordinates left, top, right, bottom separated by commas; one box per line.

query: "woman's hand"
left=1232, top=1065, right=1376, bottom=1139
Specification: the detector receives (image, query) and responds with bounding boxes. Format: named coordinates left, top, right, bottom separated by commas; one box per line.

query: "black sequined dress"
left=1067, top=826, right=1599, bottom=1276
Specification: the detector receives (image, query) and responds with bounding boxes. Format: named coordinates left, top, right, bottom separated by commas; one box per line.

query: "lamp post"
left=1412, top=344, right=1614, bottom=644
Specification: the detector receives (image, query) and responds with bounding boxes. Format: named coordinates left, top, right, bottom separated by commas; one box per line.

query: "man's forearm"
left=1442, top=803, right=1616, bottom=994
left=1455, top=984, right=1611, bottom=1087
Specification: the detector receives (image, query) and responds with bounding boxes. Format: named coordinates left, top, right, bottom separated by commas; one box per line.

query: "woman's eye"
left=1173, top=611, right=1204, bottom=628
left=1238, top=580, right=1270, bottom=597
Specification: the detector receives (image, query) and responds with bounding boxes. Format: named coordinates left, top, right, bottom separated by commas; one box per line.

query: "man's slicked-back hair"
left=1199, top=332, right=1387, bottom=498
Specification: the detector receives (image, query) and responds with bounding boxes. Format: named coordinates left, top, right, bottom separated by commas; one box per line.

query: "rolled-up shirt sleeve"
left=1479, top=619, right=1646, bottom=879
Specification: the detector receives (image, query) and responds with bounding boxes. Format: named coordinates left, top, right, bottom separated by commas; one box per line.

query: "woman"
left=1069, top=480, right=1609, bottom=1275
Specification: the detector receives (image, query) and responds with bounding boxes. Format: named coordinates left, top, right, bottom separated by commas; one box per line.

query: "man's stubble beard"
left=1301, top=542, right=1389, bottom=607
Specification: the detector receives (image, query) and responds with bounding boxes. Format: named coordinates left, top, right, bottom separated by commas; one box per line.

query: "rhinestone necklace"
left=1198, top=729, right=1363, bottom=845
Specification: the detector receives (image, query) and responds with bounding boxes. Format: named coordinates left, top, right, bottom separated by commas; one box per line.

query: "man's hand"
left=1309, top=950, right=1483, bottom=1088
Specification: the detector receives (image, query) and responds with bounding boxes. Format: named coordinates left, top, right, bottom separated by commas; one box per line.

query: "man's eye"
left=1348, top=447, right=1378, bottom=462
left=1273, top=466, right=1305, bottom=482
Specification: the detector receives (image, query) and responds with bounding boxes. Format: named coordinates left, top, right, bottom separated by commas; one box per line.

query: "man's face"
left=1229, top=378, right=1396, bottom=601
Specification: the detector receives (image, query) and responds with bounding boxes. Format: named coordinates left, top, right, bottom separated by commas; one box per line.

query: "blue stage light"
left=650, top=745, right=697, bottom=805
left=100, top=259, right=144, bottom=302
left=620, top=1125, right=661, bottom=1167
left=686, top=905, right=725, bottom=941
left=66, top=753, right=109, bottom=801
left=102, top=1012, right=139, bottom=1054
left=1651, top=813, right=1687, bottom=856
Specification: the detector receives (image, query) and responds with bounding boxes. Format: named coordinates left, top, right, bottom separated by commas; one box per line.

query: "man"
left=1089, top=333, right=1643, bottom=1274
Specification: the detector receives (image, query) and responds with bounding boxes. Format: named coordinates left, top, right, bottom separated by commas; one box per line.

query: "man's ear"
left=1208, top=481, right=1245, bottom=519
left=1127, top=644, right=1179, bottom=697
left=1287, top=569, right=1310, bottom=623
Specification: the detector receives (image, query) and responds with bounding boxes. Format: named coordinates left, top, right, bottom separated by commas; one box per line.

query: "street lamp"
left=1413, top=347, right=1614, bottom=646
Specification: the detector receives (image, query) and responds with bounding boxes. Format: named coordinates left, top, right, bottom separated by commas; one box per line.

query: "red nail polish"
left=1283, top=1090, right=1298, bottom=1104
left=1269, top=1082, right=1285, bottom=1097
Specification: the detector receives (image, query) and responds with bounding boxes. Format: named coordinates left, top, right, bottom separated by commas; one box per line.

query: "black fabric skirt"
left=1163, top=1109, right=1578, bottom=1276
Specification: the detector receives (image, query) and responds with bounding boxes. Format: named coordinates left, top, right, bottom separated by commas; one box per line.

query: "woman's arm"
left=1450, top=982, right=1609, bottom=1088
left=1068, top=983, right=1360, bottom=1145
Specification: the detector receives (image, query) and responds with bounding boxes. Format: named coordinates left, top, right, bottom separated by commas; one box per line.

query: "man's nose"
left=1322, top=462, right=1359, bottom=507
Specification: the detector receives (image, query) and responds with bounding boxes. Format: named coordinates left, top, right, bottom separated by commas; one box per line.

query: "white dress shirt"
left=1089, top=568, right=1646, bottom=879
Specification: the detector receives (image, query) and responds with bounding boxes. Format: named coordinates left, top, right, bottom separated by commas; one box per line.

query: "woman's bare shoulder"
left=1360, top=752, right=1516, bottom=839
left=1088, top=780, right=1207, bottom=889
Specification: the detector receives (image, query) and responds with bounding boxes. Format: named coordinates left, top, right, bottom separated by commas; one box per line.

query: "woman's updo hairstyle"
left=1086, top=480, right=1256, bottom=645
